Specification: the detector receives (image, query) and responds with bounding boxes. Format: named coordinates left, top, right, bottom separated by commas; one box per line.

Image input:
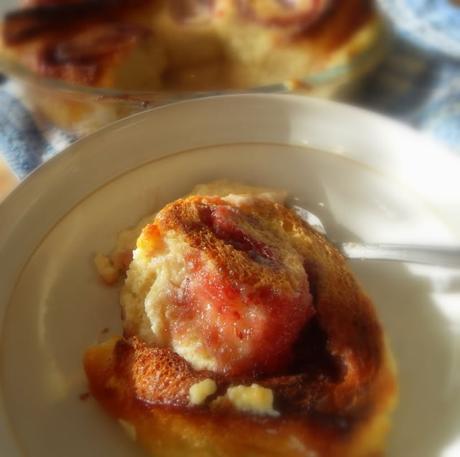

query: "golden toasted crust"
left=84, top=336, right=397, bottom=457
left=156, top=196, right=305, bottom=296
left=113, top=336, right=223, bottom=407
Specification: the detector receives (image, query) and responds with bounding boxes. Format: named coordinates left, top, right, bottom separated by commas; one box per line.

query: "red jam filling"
left=171, top=202, right=315, bottom=377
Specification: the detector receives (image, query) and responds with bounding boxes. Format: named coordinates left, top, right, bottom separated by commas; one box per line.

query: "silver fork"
left=292, top=205, right=460, bottom=268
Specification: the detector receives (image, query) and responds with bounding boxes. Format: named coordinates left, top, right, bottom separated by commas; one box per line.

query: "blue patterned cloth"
left=377, top=0, right=460, bottom=58
left=368, top=0, right=460, bottom=148
left=1, top=0, right=460, bottom=179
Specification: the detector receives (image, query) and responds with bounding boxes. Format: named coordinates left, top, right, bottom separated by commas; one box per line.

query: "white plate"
left=1, top=94, right=460, bottom=457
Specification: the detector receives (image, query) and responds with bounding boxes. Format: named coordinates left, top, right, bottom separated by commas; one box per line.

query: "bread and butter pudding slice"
left=85, top=183, right=397, bottom=457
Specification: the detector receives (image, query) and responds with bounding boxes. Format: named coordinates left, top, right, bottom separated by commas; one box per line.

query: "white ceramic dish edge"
left=0, top=93, right=459, bottom=456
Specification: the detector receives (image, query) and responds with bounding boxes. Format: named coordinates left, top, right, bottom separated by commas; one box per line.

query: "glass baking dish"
left=0, top=5, right=388, bottom=136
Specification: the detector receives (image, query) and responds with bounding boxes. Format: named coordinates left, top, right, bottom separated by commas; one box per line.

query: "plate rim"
left=1, top=93, right=459, bottom=216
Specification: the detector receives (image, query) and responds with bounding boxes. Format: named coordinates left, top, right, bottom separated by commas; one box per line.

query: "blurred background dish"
left=0, top=0, right=387, bottom=134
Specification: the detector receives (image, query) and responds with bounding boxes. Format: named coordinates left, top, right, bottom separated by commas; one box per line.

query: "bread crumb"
left=94, top=253, right=120, bottom=285
left=226, top=384, right=279, bottom=417
left=189, top=379, right=217, bottom=405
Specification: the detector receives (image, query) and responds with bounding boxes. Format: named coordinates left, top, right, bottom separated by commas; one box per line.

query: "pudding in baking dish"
left=0, top=1, right=386, bottom=133
left=1, top=0, right=384, bottom=91
left=85, top=182, right=397, bottom=457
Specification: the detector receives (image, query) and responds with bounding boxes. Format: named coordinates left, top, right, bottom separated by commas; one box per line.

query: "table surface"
left=0, top=156, right=18, bottom=201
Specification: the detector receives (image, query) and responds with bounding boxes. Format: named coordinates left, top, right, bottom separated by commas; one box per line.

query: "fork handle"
left=340, top=243, right=460, bottom=268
